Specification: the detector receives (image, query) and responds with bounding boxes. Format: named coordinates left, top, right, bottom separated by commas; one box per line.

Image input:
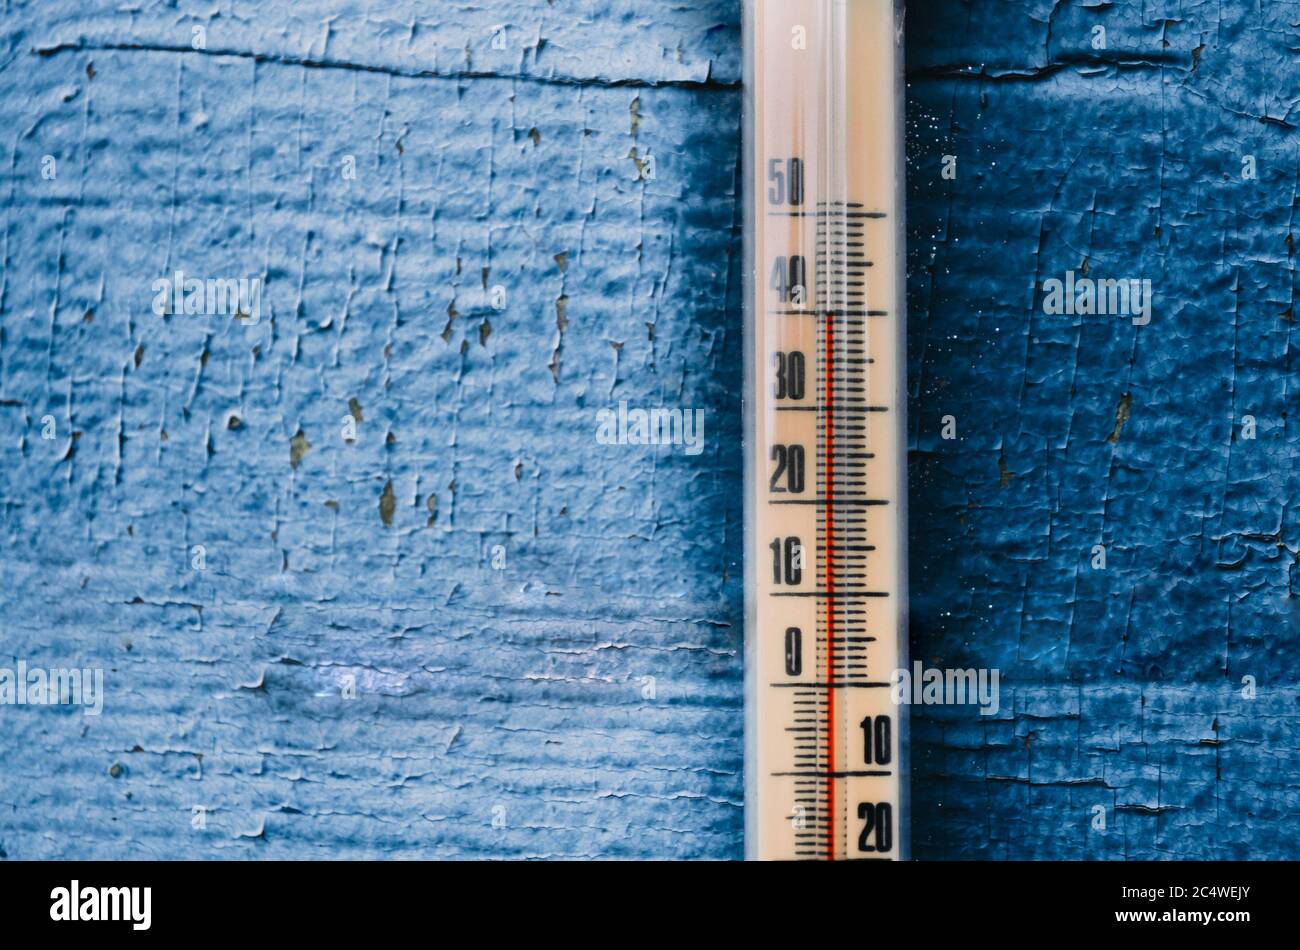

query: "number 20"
left=857, top=802, right=893, bottom=853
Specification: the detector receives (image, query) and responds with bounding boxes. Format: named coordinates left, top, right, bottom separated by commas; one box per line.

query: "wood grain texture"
left=907, top=0, right=1300, bottom=859
left=0, top=0, right=743, bottom=859
left=1, top=0, right=1298, bottom=860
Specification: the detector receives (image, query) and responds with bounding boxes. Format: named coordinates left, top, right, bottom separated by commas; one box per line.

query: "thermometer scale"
left=743, top=0, right=907, bottom=860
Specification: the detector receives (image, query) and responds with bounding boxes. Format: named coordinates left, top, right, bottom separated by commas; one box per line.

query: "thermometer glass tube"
left=742, top=0, right=908, bottom=861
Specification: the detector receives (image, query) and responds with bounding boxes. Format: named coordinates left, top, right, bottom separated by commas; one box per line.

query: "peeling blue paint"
left=907, top=0, right=1300, bottom=858
left=0, top=0, right=744, bottom=859
left=0, top=0, right=1296, bottom=860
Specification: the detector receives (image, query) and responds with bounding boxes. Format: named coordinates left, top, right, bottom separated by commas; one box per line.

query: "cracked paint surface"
left=908, top=0, right=1300, bottom=858
left=0, top=0, right=1296, bottom=860
left=0, top=0, right=743, bottom=859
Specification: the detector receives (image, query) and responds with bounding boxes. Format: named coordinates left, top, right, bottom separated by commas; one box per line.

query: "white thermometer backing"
left=743, top=0, right=908, bottom=861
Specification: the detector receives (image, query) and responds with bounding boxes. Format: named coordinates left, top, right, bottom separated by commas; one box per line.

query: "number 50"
left=767, top=157, right=804, bottom=206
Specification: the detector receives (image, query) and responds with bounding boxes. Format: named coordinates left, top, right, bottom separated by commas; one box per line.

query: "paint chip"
left=290, top=429, right=311, bottom=469
left=1107, top=393, right=1133, bottom=445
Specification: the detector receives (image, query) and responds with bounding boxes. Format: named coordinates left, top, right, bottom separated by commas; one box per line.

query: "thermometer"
left=743, top=0, right=908, bottom=860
